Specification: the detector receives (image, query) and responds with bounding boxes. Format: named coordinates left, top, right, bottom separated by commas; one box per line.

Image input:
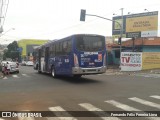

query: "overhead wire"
left=1, top=0, right=9, bottom=27
left=0, top=0, right=4, bottom=26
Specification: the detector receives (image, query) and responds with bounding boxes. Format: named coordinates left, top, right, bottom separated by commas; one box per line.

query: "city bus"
left=33, top=34, right=107, bottom=77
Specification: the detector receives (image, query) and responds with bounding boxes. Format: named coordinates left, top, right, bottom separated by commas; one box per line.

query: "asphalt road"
left=0, top=66, right=160, bottom=120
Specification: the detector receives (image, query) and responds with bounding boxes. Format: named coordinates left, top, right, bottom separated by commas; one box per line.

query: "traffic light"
left=80, top=9, right=86, bottom=21
left=118, top=37, right=121, bottom=45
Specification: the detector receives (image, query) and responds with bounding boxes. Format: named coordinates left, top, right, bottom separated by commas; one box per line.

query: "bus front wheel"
left=51, top=67, right=57, bottom=78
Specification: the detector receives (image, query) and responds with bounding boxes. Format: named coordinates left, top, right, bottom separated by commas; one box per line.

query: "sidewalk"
left=107, top=65, right=160, bottom=75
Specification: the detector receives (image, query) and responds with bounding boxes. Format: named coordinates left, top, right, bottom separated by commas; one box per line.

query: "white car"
left=21, top=61, right=27, bottom=66
left=1, top=61, right=19, bottom=73
left=26, top=61, right=34, bottom=66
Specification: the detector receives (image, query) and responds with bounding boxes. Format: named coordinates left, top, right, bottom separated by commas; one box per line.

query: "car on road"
left=1, top=61, right=19, bottom=73
left=26, top=61, right=34, bottom=66
left=21, top=61, right=27, bottom=66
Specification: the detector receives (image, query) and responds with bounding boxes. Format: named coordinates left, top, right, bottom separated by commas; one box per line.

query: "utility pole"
left=80, top=9, right=123, bottom=68
left=119, top=8, right=123, bottom=68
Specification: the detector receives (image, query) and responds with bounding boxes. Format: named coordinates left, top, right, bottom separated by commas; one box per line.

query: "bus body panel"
left=33, top=34, right=107, bottom=77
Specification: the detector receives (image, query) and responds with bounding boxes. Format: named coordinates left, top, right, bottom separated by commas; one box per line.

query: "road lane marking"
left=79, top=103, right=121, bottom=120
left=129, top=97, right=160, bottom=109
left=135, top=74, right=160, bottom=79
left=105, top=100, right=139, bottom=111
left=150, top=95, right=160, bottom=100
left=48, top=106, right=77, bottom=120
left=105, top=100, right=159, bottom=120
left=18, top=117, right=35, bottom=120
left=3, top=76, right=8, bottom=79
left=22, top=74, right=30, bottom=77
left=12, top=75, right=20, bottom=78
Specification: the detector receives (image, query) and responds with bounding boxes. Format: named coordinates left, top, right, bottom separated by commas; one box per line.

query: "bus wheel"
left=51, top=67, right=57, bottom=78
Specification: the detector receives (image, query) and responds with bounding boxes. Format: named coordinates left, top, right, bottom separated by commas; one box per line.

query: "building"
left=18, top=39, right=49, bottom=61
left=105, top=36, right=114, bottom=44
left=108, top=37, right=160, bottom=65
left=122, top=37, right=160, bottom=52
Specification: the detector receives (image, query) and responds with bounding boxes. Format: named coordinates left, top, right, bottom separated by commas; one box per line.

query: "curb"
left=106, top=68, right=160, bottom=75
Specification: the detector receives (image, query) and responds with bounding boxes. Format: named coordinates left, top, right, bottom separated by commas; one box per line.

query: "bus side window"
left=63, top=41, right=67, bottom=52
left=56, top=42, right=61, bottom=56
left=49, top=44, right=55, bottom=57
left=63, top=40, right=71, bottom=55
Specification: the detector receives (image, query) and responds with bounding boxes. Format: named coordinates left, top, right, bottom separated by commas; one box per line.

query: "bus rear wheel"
left=51, top=67, right=57, bottom=78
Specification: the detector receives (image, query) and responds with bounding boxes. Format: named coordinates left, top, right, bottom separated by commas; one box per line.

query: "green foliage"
left=3, top=41, right=19, bottom=60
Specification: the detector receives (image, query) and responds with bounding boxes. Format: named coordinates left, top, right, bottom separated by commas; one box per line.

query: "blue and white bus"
left=33, top=34, right=107, bottom=77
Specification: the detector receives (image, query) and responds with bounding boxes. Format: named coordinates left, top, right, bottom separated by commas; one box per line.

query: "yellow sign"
left=18, top=39, right=48, bottom=56
left=142, top=52, right=160, bottom=70
left=126, top=15, right=158, bottom=32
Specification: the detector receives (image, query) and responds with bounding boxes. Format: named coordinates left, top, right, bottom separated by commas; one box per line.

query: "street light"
left=0, top=28, right=15, bottom=37
left=144, top=9, right=149, bottom=12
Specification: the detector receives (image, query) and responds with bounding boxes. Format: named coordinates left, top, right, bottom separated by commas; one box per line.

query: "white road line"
left=48, top=106, right=77, bottom=120
left=129, top=97, right=160, bottom=109
left=18, top=117, right=35, bottom=120
left=150, top=95, right=160, bottom=100
left=135, top=74, right=160, bottom=78
left=105, top=100, right=160, bottom=120
left=3, top=76, right=8, bottom=79
left=12, top=75, right=20, bottom=78
left=144, top=74, right=160, bottom=78
left=105, top=100, right=140, bottom=111
left=22, top=74, right=30, bottom=77
left=79, top=103, right=121, bottom=120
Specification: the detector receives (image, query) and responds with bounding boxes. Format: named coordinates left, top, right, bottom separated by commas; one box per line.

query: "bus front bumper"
left=72, top=66, right=107, bottom=75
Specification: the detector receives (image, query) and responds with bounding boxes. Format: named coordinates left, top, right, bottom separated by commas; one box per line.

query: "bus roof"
left=36, top=34, right=105, bottom=49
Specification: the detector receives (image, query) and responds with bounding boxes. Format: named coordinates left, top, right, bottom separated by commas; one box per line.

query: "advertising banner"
left=112, top=11, right=158, bottom=38
left=121, top=52, right=142, bottom=71
left=142, top=52, right=160, bottom=70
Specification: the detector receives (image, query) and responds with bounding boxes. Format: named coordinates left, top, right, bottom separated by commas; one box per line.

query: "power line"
left=0, top=0, right=4, bottom=25
left=1, top=0, right=9, bottom=27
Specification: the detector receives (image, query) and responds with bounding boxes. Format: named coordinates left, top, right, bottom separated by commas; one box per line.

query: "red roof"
left=122, top=37, right=160, bottom=46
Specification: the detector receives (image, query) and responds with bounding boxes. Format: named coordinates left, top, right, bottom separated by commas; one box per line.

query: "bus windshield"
left=76, top=35, right=105, bottom=52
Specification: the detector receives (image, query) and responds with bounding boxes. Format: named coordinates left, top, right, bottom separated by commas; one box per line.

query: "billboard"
left=120, top=52, right=160, bottom=71
left=18, top=39, right=48, bottom=56
left=112, top=11, right=158, bottom=38
left=121, top=52, right=142, bottom=71
left=142, top=52, right=160, bottom=70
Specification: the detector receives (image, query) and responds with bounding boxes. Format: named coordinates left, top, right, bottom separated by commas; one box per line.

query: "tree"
left=3, top=41, right=19, bottom=60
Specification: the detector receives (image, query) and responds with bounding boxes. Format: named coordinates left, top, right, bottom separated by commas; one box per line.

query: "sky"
left=1, top=0, right=160, bottom=44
